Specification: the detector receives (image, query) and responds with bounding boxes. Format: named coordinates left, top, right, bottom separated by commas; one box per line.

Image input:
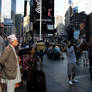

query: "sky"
left=16, top=0, right=92, bottom=16
left=55, top=0, right=66, bottom=16
left=16, top=0, right=66, bottom=16
left=16, top=0, right=24, bottom=14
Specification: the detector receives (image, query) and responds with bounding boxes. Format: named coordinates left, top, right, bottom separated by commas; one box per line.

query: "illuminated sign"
left=47, top=25, right=54, bottom=30
left=35, top=0, right=40, bottom=14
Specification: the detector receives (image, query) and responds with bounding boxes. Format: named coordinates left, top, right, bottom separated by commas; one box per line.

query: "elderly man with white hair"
left=0, top=34, right=21, bottom=92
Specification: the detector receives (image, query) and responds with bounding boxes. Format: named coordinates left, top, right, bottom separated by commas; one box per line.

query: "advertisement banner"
left=73, top=30, right=80, bottom=40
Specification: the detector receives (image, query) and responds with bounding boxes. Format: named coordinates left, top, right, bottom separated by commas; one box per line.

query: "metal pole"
left=40, top=0, right=42, bottom=40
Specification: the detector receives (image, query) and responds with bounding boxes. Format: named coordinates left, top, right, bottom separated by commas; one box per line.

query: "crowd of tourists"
left=0, top=33, right=92, bottom=92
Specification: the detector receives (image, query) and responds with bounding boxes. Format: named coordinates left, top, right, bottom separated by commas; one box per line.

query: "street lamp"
left=39, top=0, right=42, bottom=40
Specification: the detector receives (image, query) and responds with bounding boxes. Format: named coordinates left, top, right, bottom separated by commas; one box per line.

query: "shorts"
left=67, top=63, right=76, bottom=75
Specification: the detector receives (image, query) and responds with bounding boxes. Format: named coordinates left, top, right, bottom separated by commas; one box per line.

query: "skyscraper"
left=0, top=0, right=16, bottom=22
left=1, top=0, right=11, bottom=22
left=11, top=0, right=16, bottom=22
left=11, top=0, right=16, bottom=14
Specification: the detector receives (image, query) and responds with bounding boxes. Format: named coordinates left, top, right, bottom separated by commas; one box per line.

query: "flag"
left=68, top=0, right=73, bottom=5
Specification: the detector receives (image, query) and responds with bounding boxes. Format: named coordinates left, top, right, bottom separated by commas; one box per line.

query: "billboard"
left=30, top=0, right=54, bottom=22
left=31, top=0, right=54, bottom=34
left=73, top=6, right=78, bottom=13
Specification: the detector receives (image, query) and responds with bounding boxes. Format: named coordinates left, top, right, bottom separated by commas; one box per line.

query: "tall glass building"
left=1, top=0, right=11, bottom=22
left=0, top=0, right=16, bottom=22
left=11, top=0, right=16, bottom=13
left=11, top=0, right=16, bottom=22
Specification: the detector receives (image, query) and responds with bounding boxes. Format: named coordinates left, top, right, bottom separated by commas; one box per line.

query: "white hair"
left=7, top=34, right=17, bottom=43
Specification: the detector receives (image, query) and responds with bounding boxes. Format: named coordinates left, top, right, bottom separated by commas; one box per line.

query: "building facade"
left=0, top=0, right=17, bottom=37
left=11, top=0, right=16, bottom=22
left=55, top=16, right=65, bottom=35
left=65, top=6, right=73, bottom=28
left=11, top=0, right=16, bottom=13
left=55, top=16, right=63, bottom=28
left=23, top=0, right=31, bottom=42
left=0, top=0, right=16, bottom=23
left=30, top=0, right=55, bottom=35
left=1, top=0, right=11, bottom=22
left=24, top=0, right=30, bottom=33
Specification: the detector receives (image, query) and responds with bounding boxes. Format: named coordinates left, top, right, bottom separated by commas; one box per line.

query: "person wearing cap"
left=0, top=34, right=21, bottom=92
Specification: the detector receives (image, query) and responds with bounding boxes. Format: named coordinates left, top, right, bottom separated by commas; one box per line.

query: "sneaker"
left=68, top=80, right=73, bottom=85
left=72, top=79, right=79, bottom=83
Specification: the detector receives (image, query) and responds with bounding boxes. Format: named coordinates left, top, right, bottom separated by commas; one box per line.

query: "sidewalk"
left=15, top=53, right=92, bottom=92
left=44, top=53, right=92, bottom=92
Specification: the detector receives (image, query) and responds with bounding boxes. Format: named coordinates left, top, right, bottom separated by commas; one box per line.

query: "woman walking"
left=66, top=41, right=79, bottom=85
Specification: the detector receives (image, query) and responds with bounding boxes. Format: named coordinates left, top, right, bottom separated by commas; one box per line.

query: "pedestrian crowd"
left=0, top=33, right=92, bottom=92
left=0, top=34, right=45, bottom=92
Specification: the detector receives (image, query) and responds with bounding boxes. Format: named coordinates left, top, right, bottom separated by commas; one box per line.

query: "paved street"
left=16, top=53, right=92, bottom=92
